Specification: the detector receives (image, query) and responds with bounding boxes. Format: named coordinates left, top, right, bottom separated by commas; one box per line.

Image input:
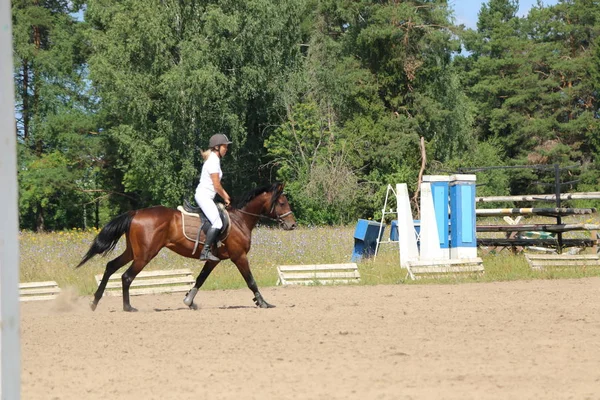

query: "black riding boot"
left=200, top=227, right=220, bottom=261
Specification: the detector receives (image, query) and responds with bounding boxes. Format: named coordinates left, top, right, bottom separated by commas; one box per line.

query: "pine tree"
left=13, top=0, right=99, bottom=230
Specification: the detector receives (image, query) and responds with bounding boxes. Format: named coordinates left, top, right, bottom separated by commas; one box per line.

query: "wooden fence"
left=476, top=192, right=600, bottom=254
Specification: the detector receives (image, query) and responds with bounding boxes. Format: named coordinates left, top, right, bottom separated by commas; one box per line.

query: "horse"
left=76, top=182, right=297, bottom=311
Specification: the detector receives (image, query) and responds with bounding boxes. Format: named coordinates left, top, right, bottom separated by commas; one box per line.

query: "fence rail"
left=476, top=208, right=595, bottom=217
left=475, top=192, right=600, bottom=203
left=476, top=191, right=600, bottom=253
left=477, top=223, right=600, bottom=233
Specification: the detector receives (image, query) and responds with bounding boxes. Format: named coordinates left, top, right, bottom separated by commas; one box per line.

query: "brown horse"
left=76, top=182, right=296, bottom=311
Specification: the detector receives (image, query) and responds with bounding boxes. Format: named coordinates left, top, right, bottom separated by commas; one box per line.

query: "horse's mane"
left=235, top=182, right=283, bottom=210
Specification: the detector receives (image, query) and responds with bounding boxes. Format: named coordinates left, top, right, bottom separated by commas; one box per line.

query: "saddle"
left=177, top=200, right=231, bottom=256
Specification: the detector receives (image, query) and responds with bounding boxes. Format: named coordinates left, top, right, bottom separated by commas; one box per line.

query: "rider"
left=195, top=133, right=232, bottom=261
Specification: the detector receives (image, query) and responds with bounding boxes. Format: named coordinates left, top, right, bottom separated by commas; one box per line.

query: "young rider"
left=195, top=133, right=232, bottom=261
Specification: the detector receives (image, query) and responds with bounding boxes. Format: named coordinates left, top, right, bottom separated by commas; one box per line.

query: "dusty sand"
left=21, top=278, right=600, bottom=400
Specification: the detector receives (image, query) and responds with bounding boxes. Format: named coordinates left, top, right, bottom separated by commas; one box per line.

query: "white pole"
left=396, top=184, right=419, bottom=268
left=0, top=0, right=21, bottom=397
left=419, top=182, right=446, bottom=261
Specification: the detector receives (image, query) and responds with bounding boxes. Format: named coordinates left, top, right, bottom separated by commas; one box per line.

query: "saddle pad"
left=177, top=206, right=232, bottom=243
left=177, top=208, right=205, bottom=242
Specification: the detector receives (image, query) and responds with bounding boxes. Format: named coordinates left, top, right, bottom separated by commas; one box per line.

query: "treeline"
left=12, top=0, right=600, bottom=230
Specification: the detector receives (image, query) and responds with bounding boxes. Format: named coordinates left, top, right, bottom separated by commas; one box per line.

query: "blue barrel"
left=390, top=220, right=399, bottom=241
left=351, top=219, right=384, bottom=261
left=391, top=220, right=420, bottom=249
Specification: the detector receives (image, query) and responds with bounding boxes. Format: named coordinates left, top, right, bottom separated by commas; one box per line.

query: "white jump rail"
left=525, top=254, right=600, bottom=270
left=95, top=269, right=195, bottom=296
left=405, top=258, right=485, bottom=280
left=277, top=263, right=360, bottom=286
left=19, top=281, right=61, bottom=302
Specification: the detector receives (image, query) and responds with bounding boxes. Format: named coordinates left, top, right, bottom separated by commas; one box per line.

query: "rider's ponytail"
left=201, top=148, right=212, bottom=161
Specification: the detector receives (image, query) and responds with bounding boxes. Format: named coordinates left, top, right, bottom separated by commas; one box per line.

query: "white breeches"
left=194, top=193, right=223, bottom=229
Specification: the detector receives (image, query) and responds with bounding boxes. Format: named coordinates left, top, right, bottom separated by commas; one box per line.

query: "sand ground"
left=21, top=278, right=600, bottom=399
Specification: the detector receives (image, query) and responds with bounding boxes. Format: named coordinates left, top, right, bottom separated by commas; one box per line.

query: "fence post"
left=554, top=163, right=563, bottom=253
left=0, top=0, right=21, bottom=397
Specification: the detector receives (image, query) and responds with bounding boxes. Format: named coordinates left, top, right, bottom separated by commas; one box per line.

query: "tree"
left=457, top=0, right=600, bottom=194
left=266, top=0, right=472, bottom=222
left=86, top=0, right=306, bottom=208
left=13, top=0, right=100, bottom=230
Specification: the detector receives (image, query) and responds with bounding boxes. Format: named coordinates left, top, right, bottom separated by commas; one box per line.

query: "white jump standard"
left=397, top=175, right=484, bottom=280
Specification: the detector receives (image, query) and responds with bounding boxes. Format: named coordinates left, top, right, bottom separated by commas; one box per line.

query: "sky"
left=450, top=0, right=560, bottom=29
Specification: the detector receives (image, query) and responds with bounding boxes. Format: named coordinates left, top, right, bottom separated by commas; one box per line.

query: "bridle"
left=236, top=193, right=294, bottom=225
left=237, top=208, right=294, bottom=225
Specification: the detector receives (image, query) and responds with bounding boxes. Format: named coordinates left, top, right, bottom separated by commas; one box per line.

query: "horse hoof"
left=188, top=303, right=198, bottom=310
left=183, top=288, right=198, bottom=307
left=123, top=306, right=138, bottom=312
left=90, top=301, right=97, bottom=311
left=253, top=296, right=275, bottom=308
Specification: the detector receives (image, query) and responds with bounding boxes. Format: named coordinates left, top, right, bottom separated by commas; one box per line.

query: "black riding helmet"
left=209, top=134, right=233, bottom=148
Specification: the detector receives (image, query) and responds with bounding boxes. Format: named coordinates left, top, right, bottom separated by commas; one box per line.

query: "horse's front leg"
left=184, top=259, right=220, bottom=310
left=232, top=254, right=274, bottom=308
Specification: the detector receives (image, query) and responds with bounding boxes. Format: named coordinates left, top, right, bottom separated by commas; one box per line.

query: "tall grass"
left=19, top=219, right=600, bottom=295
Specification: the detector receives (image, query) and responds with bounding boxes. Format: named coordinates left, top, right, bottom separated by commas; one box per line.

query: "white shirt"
left=196, top=152, right=222, bottom=199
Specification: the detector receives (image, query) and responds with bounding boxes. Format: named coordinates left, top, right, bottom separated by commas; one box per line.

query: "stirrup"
left=200, top=249, right=219, bottom=261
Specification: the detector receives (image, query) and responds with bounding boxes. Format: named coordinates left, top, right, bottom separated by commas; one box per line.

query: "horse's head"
left=268, top=183, right=297, bottom=230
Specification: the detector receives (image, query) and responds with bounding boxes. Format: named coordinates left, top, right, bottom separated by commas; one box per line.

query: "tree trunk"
left=22, top=60, right=29, bottom=141
left=33, top=24, right=42, bottom=156
left=36, top=202, right=45, bottom=232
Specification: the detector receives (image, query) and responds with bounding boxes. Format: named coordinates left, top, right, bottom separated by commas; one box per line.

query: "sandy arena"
left=21, top=277, right=600, bottom=399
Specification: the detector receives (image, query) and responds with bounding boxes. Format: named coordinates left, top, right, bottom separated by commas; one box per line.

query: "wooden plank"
left=405, top=258, right=484, bottom=280
left=277, top=264, right=360, bottom=286
left=477, top=224, right=600, bottom=233
left=532, top=261, right=600, bottom=266
left=279, top=272, right=360, bottom=279
left=475, top=192, right=600, bottom=203
left=477, top=238, right=596, bottom=247
left=19, top=281, right=61, bottom=289
left=476, top=208, right=595, bottom=217
left=19, top=287, right=62, bottom=295
left=19, top=280, right=61, bottom=302
left=526, top=254, right=599, bottom=260
left=103, top=286, right=194, bottom=297
left=525, top=254, right=600, bottom=270
left=95, top=269, right=194, bottom=283
left=280, top=279, right=359, bottom=286
left=20, top=295, right=60, bottom=302
left=96, top=269, right=195, bottom=297
left=409, top=265, right=484, bottom=274
left=278, top=264, right=358, bottom=272
left=406, top=258, right=483, bottom=267
left=103, top=276, right=195, bottom=290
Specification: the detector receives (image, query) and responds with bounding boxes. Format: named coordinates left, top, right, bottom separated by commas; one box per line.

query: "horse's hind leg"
left=232, top=254, right=274, bottom=308
left=121, top=259, right=151, bottom=312
left=183, top=259, right=220, bottom=310
left=91, top=249, right=133, bottom=311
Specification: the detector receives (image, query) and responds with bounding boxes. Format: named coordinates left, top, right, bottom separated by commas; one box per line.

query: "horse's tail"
left=76, top=211, right=135, bottom=268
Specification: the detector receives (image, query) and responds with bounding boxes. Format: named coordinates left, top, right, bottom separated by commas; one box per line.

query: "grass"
left=19, top=217, right=600, bottom=296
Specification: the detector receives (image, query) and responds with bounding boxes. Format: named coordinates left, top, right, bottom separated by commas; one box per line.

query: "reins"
left=237, top=208, right=293, bottom=223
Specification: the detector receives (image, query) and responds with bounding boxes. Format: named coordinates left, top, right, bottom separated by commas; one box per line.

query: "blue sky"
left=450, top=0, right=560, bottom=29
